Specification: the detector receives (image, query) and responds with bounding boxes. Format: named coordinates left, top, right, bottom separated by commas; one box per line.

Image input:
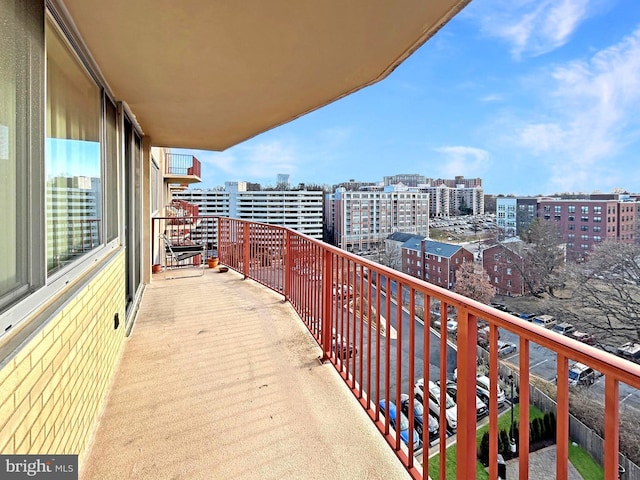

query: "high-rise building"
left=326, top=186, right=429, bottom=252
left=420, top=184, right=484, bottom=217
left=175, top=183, right=324, bottom=239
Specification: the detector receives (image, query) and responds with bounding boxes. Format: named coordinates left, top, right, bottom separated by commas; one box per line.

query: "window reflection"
left=46, top=20, right=102, bottom=274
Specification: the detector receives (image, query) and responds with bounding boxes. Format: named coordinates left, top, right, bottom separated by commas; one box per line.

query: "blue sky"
left=178, top=0, right=640, bottom=196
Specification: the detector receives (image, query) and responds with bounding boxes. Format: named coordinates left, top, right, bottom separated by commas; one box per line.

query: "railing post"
left=519, top=339, right=530, bottom=480
left=556, top=354, right=569, bottom=480
left=243, top=222, right=250, bottom=279
left=456, top=309, right=478, bottom=480
left=604, top=376, right=620, bottom=480
left=321, top=249, right=333, bottom=362
left=282, top=229, right=289, bottom=300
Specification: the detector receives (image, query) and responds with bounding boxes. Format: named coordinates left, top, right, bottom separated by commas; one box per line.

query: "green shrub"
left=532, top=418, right=544, bottom=443
left=478, top=431, right=490, bottom=466
left=500, top=429, right=511, bottom=458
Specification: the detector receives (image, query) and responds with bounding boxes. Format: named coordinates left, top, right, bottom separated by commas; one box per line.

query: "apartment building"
left=421, top=183, right=484, bottom=217
left=326, top=186, right=429, bottom=252
left=401, top=238, right=473, bottom=289
left=175, top=183, right=324, bottom=239
left=497, top=195, right=640, bottom=261
left=431, top=176, right=482, bottom=188
left=482, top=240, right=530, bottom=297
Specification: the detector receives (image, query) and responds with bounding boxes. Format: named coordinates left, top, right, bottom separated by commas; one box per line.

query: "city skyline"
left=175, top=0, right=640, bottom=196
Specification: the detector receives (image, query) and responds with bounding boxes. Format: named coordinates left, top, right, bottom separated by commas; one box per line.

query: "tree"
left=546, top=240, right=640, bottom=342
left=377, top=242, right=402, bottom=270
left=500, top=218, right=566, bottom=298
left=454, top=261, right=496, bottom=304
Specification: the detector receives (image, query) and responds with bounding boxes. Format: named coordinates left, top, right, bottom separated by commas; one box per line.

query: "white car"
left=497, top=340, right=517, bottom=356
left=446, top=320, right=458, bottom=335
left=414, top=378, right=457, bottom=432
left=476, top=375, right=506, bottom=406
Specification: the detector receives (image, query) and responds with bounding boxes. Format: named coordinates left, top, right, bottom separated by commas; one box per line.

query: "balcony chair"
left=160, top=233, right=206, bottom=279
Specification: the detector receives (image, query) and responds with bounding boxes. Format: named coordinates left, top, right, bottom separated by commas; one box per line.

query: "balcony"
left=92, top=217, right=640, bottom=479
left=164, top=153, right=202, bottom=185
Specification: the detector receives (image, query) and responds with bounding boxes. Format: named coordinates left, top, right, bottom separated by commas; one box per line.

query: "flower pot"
left=207, top=257, right=219, bottom=268
left=152, top=264, right=162, bottom=273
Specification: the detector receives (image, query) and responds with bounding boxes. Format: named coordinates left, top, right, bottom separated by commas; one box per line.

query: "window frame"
left=0, top=6, right=122, bottom=337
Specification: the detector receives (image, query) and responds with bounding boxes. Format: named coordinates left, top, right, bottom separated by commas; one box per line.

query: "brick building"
left=482, top=240, right=529, bottom=296
left=402, top=238, right=473, bottom=289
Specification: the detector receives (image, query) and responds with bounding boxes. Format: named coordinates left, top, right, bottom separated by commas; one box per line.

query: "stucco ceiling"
left=60, top=0, right=470, bottom=151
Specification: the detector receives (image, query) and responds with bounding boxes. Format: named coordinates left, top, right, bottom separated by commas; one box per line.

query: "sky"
left=177, top=0, right=640, bottom=196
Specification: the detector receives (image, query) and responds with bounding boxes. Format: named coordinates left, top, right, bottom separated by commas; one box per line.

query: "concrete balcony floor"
left=81, top=268, right=411, bottom=480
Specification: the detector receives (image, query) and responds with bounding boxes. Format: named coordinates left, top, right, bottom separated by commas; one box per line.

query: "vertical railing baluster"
left=556, top=354, right=569, bottom=480
left=489, top=322, right=499, bottom=480
left=439, top=300, right=448, bottom=476
left=456, top=308, right=477, bottom=479
left=519, top=338, right=530, bottom=480
left=604, top=375, right=620, bottom=480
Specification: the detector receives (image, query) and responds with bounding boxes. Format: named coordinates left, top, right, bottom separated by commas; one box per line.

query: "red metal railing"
left=167, top=199, right=199, bottom=222
left=165, top=153, right=201, bottom=177
left=192, top=216, right=640, bottom=479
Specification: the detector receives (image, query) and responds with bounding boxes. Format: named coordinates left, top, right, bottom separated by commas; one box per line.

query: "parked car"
left=477, top=325, right=501, bottom=348
left=379, top=400, right=421, bottom=450
left=441, top=381, right=488, bottom=419
left=400, top=394, right=438, bottom=441
left=617, top=342, right=640, bottom=362
left=476, top=375, right=506, bottom=406
left=414, top=379, right=457, bottom=432
left=445, top=319, right=458, bottom=336
left=570, top=330, right=596, bottom=345
left=532, top=314, right=557, bottom=329
left=568, top=362, right=596, bottom=387
left=518, top=312, right=537, bottom=321
left=497, top=340, right=517, bottom=356
left=551, top=322, right=575, bottom=336
left=489, top=302, right=509, bottom=312
left=331, top=329, right=357, bottom=359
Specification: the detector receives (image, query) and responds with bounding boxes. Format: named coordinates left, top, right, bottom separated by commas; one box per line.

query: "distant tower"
left=277, top=173, right=290, bottom=190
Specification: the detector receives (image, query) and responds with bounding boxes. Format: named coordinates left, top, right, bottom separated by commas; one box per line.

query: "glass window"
left=0, top=0, right=44, bottom=313
left=46, top=20, right=102, bottom=275
left=105, top=97, right=118, bottom=241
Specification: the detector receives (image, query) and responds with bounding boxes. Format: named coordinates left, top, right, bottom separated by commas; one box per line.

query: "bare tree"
left=377, top=242, right=402, bottom=270
left=454, top=261, right=496, bottom=304
left=519, top=218, right=566, bottom=297
left=547, top=240, right=640, bottom=342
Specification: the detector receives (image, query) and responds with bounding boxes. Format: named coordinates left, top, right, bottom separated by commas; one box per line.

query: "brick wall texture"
left=0, top=252, right=127, bottom=464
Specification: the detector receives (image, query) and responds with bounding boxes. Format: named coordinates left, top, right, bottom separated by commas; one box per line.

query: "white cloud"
left=433, top=146, right=491, bottom=177
left=479, top=93, right=505, bottom=103
left=180, top=139, right=299, bottom=186
left=468, top=0, right=591, bottom=58
left=515, top=26, right=640, bottom=191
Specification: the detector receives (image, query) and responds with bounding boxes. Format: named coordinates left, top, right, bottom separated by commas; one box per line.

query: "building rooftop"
left=80, top=270, right=412, bottom=480
left=401, top=238, right=465, bottom=258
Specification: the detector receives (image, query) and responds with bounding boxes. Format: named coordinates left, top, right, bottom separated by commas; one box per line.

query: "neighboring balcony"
left=109, top=217, right=640, bottom=479
left=164, top=153, right=202, bottom=185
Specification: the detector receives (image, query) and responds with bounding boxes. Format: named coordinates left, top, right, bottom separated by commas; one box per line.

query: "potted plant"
left=207, top=256, right=219, bottom=269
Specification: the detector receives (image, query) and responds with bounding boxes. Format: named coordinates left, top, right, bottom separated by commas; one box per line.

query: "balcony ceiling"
left=61, top=0, right=470, bottom=151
